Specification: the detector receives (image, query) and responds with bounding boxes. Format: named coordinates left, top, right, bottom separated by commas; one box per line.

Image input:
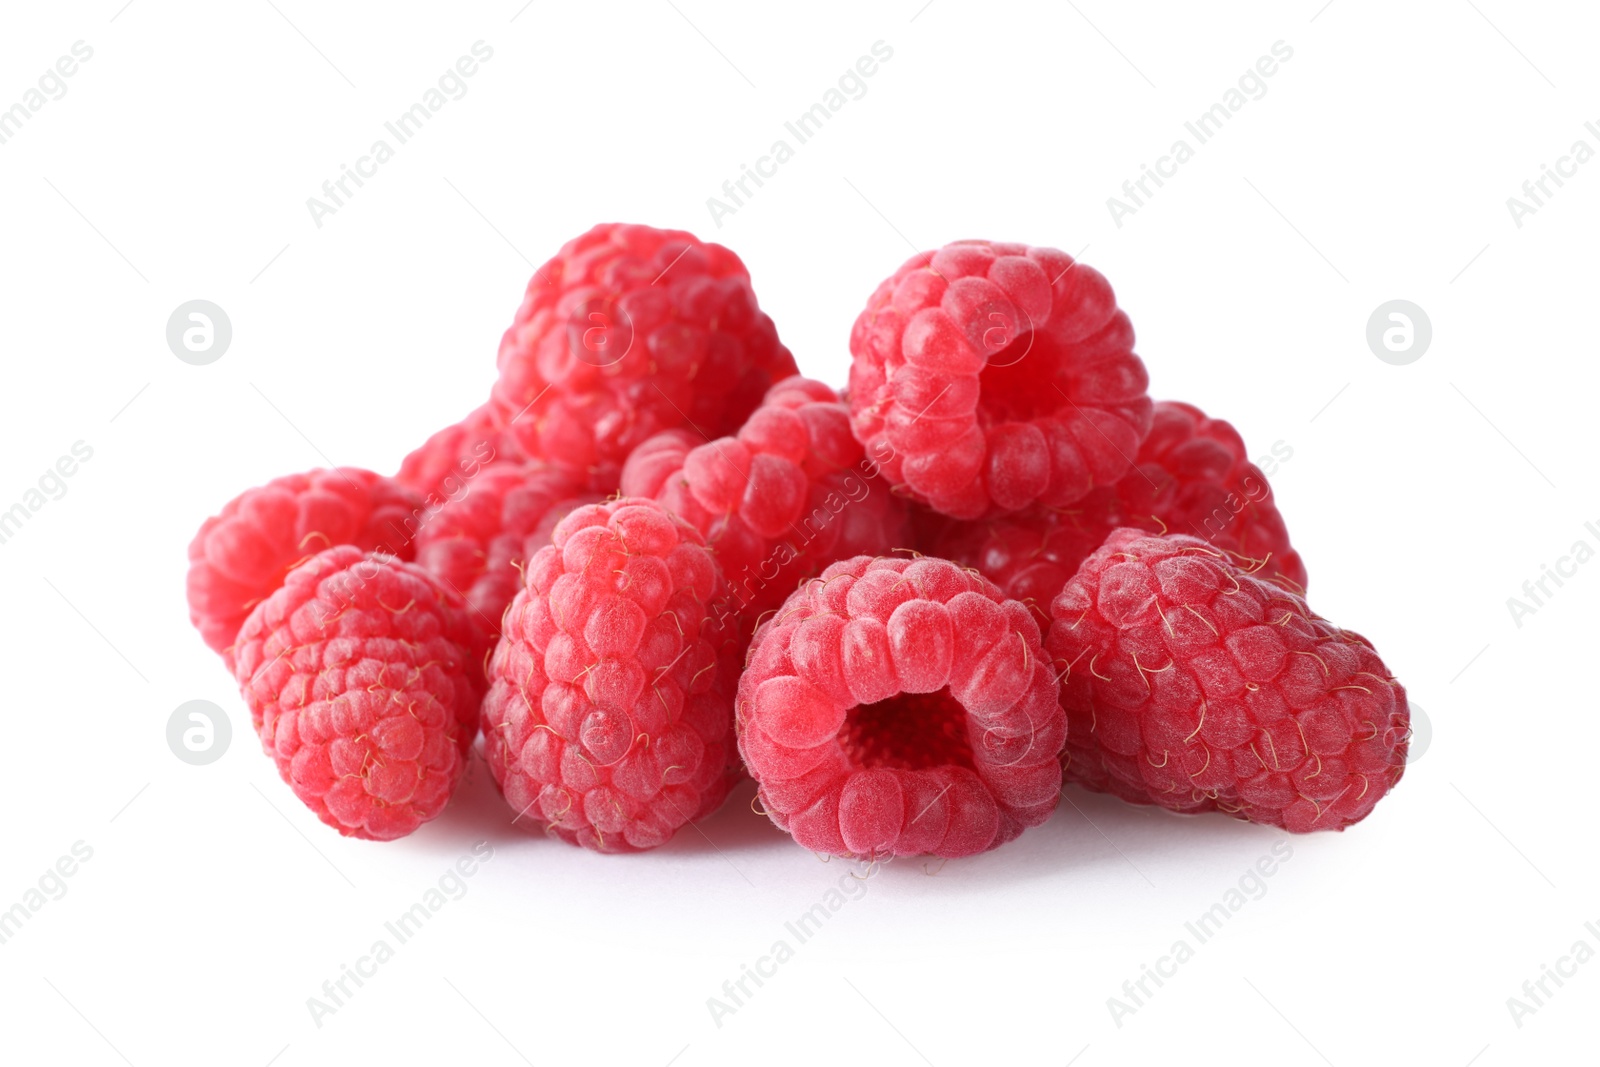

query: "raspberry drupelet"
left=925, top=400, right=1307, bottom=625
left=621, top=376, right=910, bottom=627
left=737, top=555, right=1066, bottom=859
left=1105, top=400, right=1304, bottom=591
left=187, top=468, right=424, bottom=669
left=413, top=461, right=597, bottom=639
left=1045, top=529, right=1407, bottom=832
left=396, top=403, right=525, bottom=500
left=233, top=546, right=487, bottom=840
left=849, top=240, right=1153, bottom=519
left=491, top=223, right=798, bottom=492
left=480, top=499, right=741, bottom=852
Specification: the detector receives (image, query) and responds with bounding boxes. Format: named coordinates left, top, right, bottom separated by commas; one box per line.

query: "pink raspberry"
left=926, top=400, right=1307, bottom=623
left=621, top=376, right=910, bottom=627
left=737, top=555, right=1066, bottom=858
left=233, top=546, right=486, bottom=841
left=187, top=469, right=424, bottom=668
left=849, top=240, right=1153, bottom=519
left=396, top=403, right=525, bottom=500
left=491, top=223, right=797, bottom=491
left=480, top=499, right=740, bottom=852
left=413, top=462, right=597, bottom=638
left=1045, top=529, right=1408, bottom=832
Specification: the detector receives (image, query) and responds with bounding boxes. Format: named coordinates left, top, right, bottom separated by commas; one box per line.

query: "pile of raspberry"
left=187, top=225, right=1410, bottom=861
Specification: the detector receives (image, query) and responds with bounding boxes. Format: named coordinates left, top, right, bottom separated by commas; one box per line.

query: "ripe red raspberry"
left=849, top=240, right=1152, bottom=519
left=413, top=462, right=597, bottom=638
left=926, top=401, right=1307, bottom=621
left=233, top=546, right=486, bottom=840
left=1045, top=529, right=1407, bottom=832
left=915, top=503, right=1108, bottom=630
left=737, top=555, right=1066, bottom=858
left=621, top=377, right=911, bottom=626
left=187, top=469, right=424, bottom=668
left=491, top=223, right=797, bottom=491
left=1111, top=401, right=1304, bottom=591
left=480, top=499, right=740, bottom=852
left=396, top=403, right=524, bottom=500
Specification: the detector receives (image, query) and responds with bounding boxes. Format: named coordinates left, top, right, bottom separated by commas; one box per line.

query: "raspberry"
left=187, top=469, right=424, bottom=668
left=848, top=240, right=1152, bottom=519
left=233, top=546, right=486, bottom=840
left=926, top=400, right=1307, bottom=622
left=396, top=403, right=524, bottom=500
left=1044, top=529, right=1407, bottom=832
left=413, top=462, right=597, bottom=638
left=491, top=223, right=797, bottom=490
left=736, top=555, right=1066, bottom=858
left=1112, top=401, right=1305, bottom=591
left=621, top=377, right=911, bottom=626
left=916, top=504, right=1108, bottom=630
left=480, top=499, right=740, bottom=852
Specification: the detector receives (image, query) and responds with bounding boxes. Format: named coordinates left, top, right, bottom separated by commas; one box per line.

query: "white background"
left=0, top=1, right=1594, bottom=1064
